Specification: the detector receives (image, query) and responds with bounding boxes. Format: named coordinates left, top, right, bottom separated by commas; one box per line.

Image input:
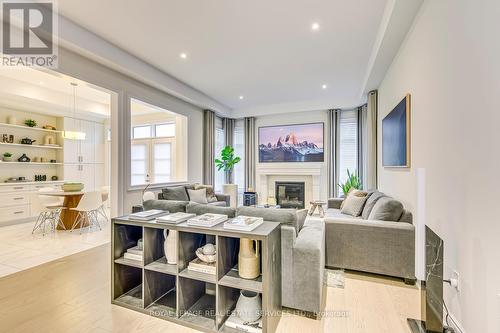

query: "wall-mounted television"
left=258, top=122, right=324, bottom=163
left=383, top=94, right=411, bottom=167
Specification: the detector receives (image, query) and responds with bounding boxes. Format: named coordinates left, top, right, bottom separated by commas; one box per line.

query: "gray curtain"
left=244, top=117, right=256, bottom=191
left=360, top=90, right=378, bottom=190
left=223, top=118, right=235, bottom=183
left=328, top=109, right=340, bottom=197
left=203, top=110, right=215, bottom=185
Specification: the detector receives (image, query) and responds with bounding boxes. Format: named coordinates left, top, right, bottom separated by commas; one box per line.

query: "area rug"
left=324, top=268, right=345, bottom=288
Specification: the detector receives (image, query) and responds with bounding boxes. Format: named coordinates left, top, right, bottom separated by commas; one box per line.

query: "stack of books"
left=187, top=213, right=228, bottom=227
left=187, top=258, right=216, bottom=275
left=224, top=312, right=262, bottom=333
left=123, top=245, right=143, bottom=262
left=224, top=216, right=264, bottom=231
left=129, top=209, right=168, bottom=221
left=157, top=212, right=196, bottom=224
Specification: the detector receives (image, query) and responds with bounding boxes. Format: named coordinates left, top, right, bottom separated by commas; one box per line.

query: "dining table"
left=42, top=191, right=87, bottom=230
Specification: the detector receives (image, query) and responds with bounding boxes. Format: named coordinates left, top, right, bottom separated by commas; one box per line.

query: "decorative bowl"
left=62, top=182, right=84, bottom=192
left=196, top=247, right=216, bottom=263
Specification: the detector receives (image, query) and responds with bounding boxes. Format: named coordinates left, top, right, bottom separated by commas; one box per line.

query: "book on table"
left=224, top=216, right=264, bottom=231
left=224, top=312, right=262, bottom=333
left=129, top=209, right=168, bottom=221
left=187, top=213, right=228, bottom=227
left=156, top=212, right=196, bottom=224
left=187, top=258, right=216, bottom=275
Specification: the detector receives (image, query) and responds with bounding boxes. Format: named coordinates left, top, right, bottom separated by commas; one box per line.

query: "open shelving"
left=112, top=217, right=282, bottom=333
left=0, top=122, right=62, bottom=134
left=0, top=142, right=62, bottom=149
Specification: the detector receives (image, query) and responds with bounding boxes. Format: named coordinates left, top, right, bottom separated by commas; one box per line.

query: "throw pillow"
left=162, top=185, right=189, bottom=201
left=340, top=193, right=368, bottom=217
left=340, top=188, right=368, bottom=209
left=187, top=188, right=208, bottom=204
left=367, top=197, right=404, bottom=222
left=361, top=191, right=386, bottom=220
left=194, top=184, right=218, bottom=203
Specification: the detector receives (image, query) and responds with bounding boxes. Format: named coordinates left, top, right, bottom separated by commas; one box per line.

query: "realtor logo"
left=1, top=0, right=58, bottom=67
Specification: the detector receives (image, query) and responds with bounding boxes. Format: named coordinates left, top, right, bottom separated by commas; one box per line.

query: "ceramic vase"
left=223, top=183, right=238, bottom=208
left=163, top=229, right=177, bottom=264
left=238, top=238, right=260, bottom=279
left=235, top=290, right=262, bottom=322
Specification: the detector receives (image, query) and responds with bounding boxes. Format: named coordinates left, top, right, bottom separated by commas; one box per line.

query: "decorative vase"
left=238, top=238, right=260, bottom=279
left=223, top=183, right=238, bottom=208
left=235, top=290, right=262, bottom=322
left=164, top=229, right=177, bottom=264
left=18, top=153, right=30, bottom=162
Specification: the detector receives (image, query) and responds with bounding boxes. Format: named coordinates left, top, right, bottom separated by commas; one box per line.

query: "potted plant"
left=338, top=169, right=362, bottom=197
left=24, top=119, right=37, bottom=127
left=215, top=145, right=241, bottom=208
left=3, top=152, right=13, bottom=162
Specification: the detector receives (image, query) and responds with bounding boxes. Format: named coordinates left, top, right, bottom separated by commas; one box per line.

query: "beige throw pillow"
left=187, top=188, right=208, bottom=204
left=341, top=192, right=368, bottom=217
left=340, top=188, right=367, bottom=209
left=194, top=184, right=218, bottom=203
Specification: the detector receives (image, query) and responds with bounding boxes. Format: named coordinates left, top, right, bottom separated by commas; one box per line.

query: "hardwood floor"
left=0, top=244, right=421, bottom=333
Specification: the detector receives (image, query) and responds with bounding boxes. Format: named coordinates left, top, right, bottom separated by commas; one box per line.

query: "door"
left=131, top=142, right=149, bottom=186
left=80, top=164, right=95, bottom=192
left=80, top=120, right=95, bottom=164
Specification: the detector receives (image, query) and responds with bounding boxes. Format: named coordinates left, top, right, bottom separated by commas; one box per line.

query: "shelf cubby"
left=144, top=270, right=176, bottom=318
left=113, top=223, right=143, bottom=266
left=113, top=264, right=143, bottom=309
left=179, top=277, right=217, bottom=330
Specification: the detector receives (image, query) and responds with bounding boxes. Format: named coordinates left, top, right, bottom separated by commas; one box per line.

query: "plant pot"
left=222, top=183, right=238, bottom=208
left=235, top=290, right=262, bottom=322
left=2, top=156, right=12, bottom=162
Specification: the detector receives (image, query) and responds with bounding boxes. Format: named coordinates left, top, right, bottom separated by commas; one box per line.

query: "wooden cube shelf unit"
left=112, top=216, right=282, bottom=333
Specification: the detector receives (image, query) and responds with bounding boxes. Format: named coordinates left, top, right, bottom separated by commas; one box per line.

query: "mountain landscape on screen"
left=259, top=123, right=324, bottom=162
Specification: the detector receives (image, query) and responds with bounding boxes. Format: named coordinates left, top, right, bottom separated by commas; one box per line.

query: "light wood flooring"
left=0, top=244, right=421, bottom=333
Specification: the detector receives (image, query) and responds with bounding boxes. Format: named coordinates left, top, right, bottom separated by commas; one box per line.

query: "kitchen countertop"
left=0, top=180, right=64, bottom=186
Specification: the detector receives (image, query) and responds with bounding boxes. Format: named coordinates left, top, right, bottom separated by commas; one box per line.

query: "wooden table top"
left=42, top=191, right=85, bottom=196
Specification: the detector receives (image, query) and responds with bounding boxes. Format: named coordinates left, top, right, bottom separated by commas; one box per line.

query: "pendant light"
left=62, top=82, right=86, bottom=140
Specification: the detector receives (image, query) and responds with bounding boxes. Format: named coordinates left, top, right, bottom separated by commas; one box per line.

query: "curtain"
left=244, top=117, right=256, bottom=191
left=328, top=109, right=340, bottom=197
left=223, top=118, right=235, bottom=183
left=357, top=105, right=366, bottom=186
left=203, top=110, right=215, bottom=185
left=361, top=90, right=378, bottom=190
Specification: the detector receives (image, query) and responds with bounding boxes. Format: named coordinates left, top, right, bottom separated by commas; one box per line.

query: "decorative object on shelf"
left=2, top=152, right=12, bottom=162
left=42, top=125, right=56, bottom=130
left=163, top=229, right=177, bottom=264
left=235, top=290, right=262, bottom=322
left=33, top=157, right=39, bottom=162
left=7, top=116, right=16, bottom=125
left=338, top=169, right=361, bottom=197
left=63, top=82, right=86, bottom=140
left=188, top=257, right=216, bottom=275
left=267, top=196, right=277, bottom=206
left=17, top=153, right=30, bottom=162
left=195, top=243, right=216, bottom=263
left=24, top=119, right=37, bottom=127
left=8, top=135, right=14, bottom=143
left=123, top=241, right=143, bottom=262
left=238, top=238, right=260, bottom=279
left=2, top=134, right=7, bottom=142
left=187, top=213, right=228, bottom=227
left=44, top=135, right=55, bottom=145
left=224, top=216, right=264, bottom=232
left=243, top=191, right=257, bottom=206
left=34, top=175, right=48, bottom=182
left=215, top=145, right=241, bottom=208
left=21, top=137, right=36, bottom=145
left=62, top=182, right=84, bottom=192
left=40, top=157, right=47, bottom=163
left=51, top=175, right=58, bottom=181
left=137, top=238, right=143, bottom=250
left=50, top=159, right=56, bottom=163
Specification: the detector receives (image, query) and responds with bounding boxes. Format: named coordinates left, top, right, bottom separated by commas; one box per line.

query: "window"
left=214, top=117, right=225, bottom=192
left=234, top=119, right=245, bottom=205
left=129, top=98, right=187, bottom=187
left=338, top=110, right=358, bottom=186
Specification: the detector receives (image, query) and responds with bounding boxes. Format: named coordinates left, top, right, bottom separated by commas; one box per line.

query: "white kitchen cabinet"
left=80, top=120, right=95, bottom=164
left=94, top=164, right=105, bottom=190
left=80, top=164, right=95, bottom=192
left=94, top=123, right=105, bottom=164
left=63, top=164, right=81, bottom=183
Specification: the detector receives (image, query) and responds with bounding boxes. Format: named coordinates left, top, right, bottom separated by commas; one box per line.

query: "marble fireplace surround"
left=256, top=164, right=324, bottom=208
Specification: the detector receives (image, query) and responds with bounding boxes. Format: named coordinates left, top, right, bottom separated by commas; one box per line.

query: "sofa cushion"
left=187, top=188, right=208, bottom=204
left=361, top=191, right=386, bottom=220
left=296, top=209, right=308, bottom=232
left=237, top=206, right=302, bottom=234
left=207, top=201, right=227, bottom=207
left=340, top=194, right=368, bottom=217
left=399, top=210, right=413, bottom=223
left=186, top=202, right=236, bottom=218
left=194, top=184, right=218, bottom=202
left=143, top=199, right=188, bottom=213
left=325, top=208, right=360, bottom=220
left=368, top=197, right=404, bottom=222
left=162, top=186, right=189, bottom=201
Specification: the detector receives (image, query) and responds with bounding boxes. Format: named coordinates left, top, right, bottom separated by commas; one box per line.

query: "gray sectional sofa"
left=156, top=184, right=230, bottom=207
left=142, top=199, right=326, bottom=315
left=325, top=191, right=416, bottom=283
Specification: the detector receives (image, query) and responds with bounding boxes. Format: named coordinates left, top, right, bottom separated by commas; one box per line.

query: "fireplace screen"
left=275, top=182, right=305, bottom=209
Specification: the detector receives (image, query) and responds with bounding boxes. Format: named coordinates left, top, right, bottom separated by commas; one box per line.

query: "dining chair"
left=31, top=187, right=65, bottom=235
left=69, top=191, right=103, bottom=234
left=97, top=186, right=110, bottom=221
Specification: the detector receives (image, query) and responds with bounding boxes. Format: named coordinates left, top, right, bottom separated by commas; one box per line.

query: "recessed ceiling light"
left=322, top=84, right=327, bottom=89
left=39, top=81, right=44, bottom=85
left=239, top=96, right=244, bottom=100
left=311, top=22, right=320, bottom=31
left=179, top=53, right=187, bottom=59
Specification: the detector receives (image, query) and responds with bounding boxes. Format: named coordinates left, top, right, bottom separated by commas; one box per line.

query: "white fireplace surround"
left=256, top=163, right=327, bottom=208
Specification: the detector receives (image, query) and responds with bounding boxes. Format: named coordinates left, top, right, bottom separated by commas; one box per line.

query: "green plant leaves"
left=337, top=169, right=362, bottom=196
left=215, top=145, right=241, bottom=172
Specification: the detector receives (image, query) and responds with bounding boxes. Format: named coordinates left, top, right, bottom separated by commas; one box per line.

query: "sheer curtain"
left=203, top=110, right=215, bottom=186
left=233, top=119, right=245, bottom=205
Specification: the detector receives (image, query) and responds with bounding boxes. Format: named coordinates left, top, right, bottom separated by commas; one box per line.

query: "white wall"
left=377, top=0, right=500, bottom=331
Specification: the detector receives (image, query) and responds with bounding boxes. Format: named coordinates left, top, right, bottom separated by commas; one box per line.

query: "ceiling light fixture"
left=63, top=82, right=86, bottom=140
left=179, top=53, right=187, bottom=59
left=311, top=22, right=320, bottom=31
left=239, top=96, right=244, bottom=100
left=322, top=84, right=327, bottom=89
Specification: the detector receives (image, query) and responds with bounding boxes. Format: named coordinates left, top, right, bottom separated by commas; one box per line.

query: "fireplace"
left=275, top=182, right=305, bottom=209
